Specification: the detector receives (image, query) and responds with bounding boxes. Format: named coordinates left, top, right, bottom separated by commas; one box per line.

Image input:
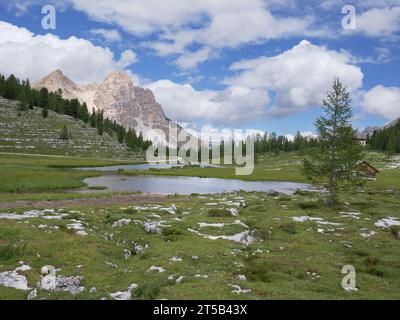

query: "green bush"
left=162, top=226, right=185, bottom=241
left=243, top=259, right=271, bottom=282
left=134, top=279, right=166, bottom=299
left=280, top=222, right=297, bottom=235
left=366, top=267, right=384, bottom=278
left=0, top=243, right=25, bottom=261
left=208, top=208, right=231, bottom=217
left=298, top=201, right=320, bottom=210
left=103, top=213, right=117, bottom=225
left=252, top=228, right=273, bottom=241
left=390, top=226, right=400, bottom=239
left=124, top=208, right=138, bottom=214
left=365, top=256, right=380, bottom=266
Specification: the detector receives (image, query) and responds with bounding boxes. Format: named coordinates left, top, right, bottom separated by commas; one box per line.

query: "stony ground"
left=1, top=189, right=399, bottom=300
left=0, top=194, right=170, bottom=210
left=0, top=98, right=140, bottom=160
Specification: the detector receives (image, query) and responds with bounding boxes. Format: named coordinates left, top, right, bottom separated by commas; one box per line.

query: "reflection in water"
left=78, top=163, right=222, bottom=172
left=83, top=174, right=317, bottom=195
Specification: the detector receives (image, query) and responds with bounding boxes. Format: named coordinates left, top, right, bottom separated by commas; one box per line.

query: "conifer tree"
left=42, top=107, right=48, bottom=118
left=60, top=125, right=69, bottom=141
left=303, top=79, right=364, bottom=207
left=18, top=90, right=28, bottom=111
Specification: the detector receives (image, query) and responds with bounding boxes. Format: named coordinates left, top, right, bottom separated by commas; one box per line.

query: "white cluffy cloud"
left=363, top=85, right=400, bottom=120
left=145, top=40, right=364, bottom=126
left=69, top=0, right=317, bottom=69
left=225, top=40, right=364, bottom=116
left=89, top=28, right=122, bottom=43
left=146, top=80, right=269, bottom=125
left=355, top=7, right=400, bottom=37
left=0, top=21, right=137, bottom=84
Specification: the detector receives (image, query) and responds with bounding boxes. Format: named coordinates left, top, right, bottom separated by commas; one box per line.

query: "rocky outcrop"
left=33, top=70, right=190, bottom=146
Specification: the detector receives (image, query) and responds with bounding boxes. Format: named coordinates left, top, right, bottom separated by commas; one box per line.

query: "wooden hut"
left=354, top=161, right=380, bottom=180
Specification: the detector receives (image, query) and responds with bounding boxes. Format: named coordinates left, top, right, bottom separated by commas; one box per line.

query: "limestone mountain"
left=360, top=117, right=400, bottom=138
left=33, top=70, right=188, bottom=146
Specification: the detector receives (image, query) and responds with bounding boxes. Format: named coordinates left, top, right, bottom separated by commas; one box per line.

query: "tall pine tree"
left=303, top=79, right=364, bottom=207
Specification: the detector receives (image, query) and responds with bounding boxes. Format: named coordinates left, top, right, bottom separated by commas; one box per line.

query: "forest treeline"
left=366, top=122, right=400, bottom=155
left=0, top=73, right=151, bottom=151
left=1, top=73, right=398, bottom=156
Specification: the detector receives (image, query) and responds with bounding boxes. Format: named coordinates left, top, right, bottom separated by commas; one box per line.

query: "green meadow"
left=0, top=151, right=399, bottom=300
left=0, top=153, right=138, bottom=193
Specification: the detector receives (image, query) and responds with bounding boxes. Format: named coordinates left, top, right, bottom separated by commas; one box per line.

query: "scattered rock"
left=229, top=284, right=251, bottom=294
left=360, top=229, right=377, bottom=238
left=307, top=271, right=321, bottom=280
left=39, top=268, right=85, bottom=295
left=27, top=288, right=38, bottom=300
left=66, top=220, right=87, bottom=236
left=110, top=283, right=138, bottom=300
left=344, top=287, right=359, bottom=292
left=132, top=243, right=145, bottom=255
left=227, top=208, right=239, bottom=216
left=339, top=212, right=362, bottom=219
left=15, top=263, right=31, bottom=272
left=0, top=270, right=30, bottom=291
left=175, top=276, right=185, bottom=284
left=340, top=241, right=353, bottom=248
left=267, top=190, right=280, bottom=197
left=169, top=256, right=182, bottom=262
left=375, top=217, right=400, bottom=228
left=292, top=216, right=323, bottom=223
left=188, top=228, right=256, bottom=246
left=104, top=261, right=118, bottom=269
left=145, top=220, right=171, bottom=234
left=160, top=207, right=176, bottom=215
left=147, top=266, right=166, bottom=273
left=112, top=219, right=131, bottom=228
left=124, top=249, right=132, bottom=260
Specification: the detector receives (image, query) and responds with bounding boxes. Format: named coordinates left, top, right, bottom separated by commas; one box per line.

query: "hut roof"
left=355, top=161, right=380, bottom=173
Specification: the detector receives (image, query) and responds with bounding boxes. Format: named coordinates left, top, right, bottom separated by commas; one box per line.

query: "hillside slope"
left=0, top=97, right=141, bottom=159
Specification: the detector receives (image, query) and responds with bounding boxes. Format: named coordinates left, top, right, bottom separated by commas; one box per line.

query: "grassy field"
left=0, top=190, right=399, bottom=300
left=0, top=153, right=139, bottom=193
left=0, top=151, right=399, bottom=300
left=123, top=153, right=307, bottom=182
left=122, top=152, right=400, bottom=189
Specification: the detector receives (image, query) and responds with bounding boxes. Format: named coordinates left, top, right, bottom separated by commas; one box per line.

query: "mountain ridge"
left=33, top=70, right=187, bottom=146
left=360, top=117, right=400, bottom=138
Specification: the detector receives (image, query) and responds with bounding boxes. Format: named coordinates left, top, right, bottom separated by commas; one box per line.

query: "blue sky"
left=0, top=0, right=399, bottom=137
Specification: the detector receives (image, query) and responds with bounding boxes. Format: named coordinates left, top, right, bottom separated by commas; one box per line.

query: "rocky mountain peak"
left=104, top=71, right=132, bottom=83
left=97, top=71, right=135, bottom=101
left=33, top=70, right=190, bottom=146
left=50, top=69, right=63, bottom=76
left=34, top=69, right=79, bottom=101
